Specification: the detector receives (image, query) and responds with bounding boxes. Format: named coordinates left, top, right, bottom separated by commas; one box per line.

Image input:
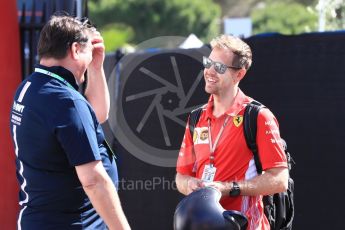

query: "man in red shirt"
left=176, top=34, right=288, bottom=230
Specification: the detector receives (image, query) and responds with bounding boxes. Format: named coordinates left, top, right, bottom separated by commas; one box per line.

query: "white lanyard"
left=207, top=115, right=231, bottom=167
left=35, top=68, right=75, bottom=90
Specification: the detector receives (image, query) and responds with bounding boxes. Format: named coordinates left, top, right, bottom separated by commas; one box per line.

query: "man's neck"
left=212, top=87, right=238, bottom=117
left=40, top=58, right=79, bottom=83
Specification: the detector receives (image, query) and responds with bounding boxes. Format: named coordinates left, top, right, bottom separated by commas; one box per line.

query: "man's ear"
left=70, top=42, right=81, bottom=60
left=236, top=69, right=247, bottom=82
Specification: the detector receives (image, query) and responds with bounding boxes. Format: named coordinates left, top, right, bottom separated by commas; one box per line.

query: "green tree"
left=89, top=0, right=220, bottom=51
left=99, top=23, right=134, bottom=52
left=251, top=2, right=318, bottom=35
left=315, top=0, right=345, bottom=31
left=213, top=0, right=318, bottom=18
left=332, top=5, right=345, bottom=29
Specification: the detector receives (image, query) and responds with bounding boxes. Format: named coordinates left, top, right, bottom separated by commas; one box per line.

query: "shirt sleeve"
left=53, top=98, right=101, bottom=166
left=256, top=108, right=288, bottom=170
left=176, top=117, right=196, bottom=176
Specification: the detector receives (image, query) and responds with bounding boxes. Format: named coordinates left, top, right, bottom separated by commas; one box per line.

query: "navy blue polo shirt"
left=10, top=64, right=118, bottom=229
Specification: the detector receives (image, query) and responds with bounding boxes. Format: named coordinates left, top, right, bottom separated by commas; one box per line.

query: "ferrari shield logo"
left=233, top=115, right=243, bottom=127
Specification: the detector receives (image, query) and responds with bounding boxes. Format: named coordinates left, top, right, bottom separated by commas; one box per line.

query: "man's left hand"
left=89, top=30, right=105, bottom=71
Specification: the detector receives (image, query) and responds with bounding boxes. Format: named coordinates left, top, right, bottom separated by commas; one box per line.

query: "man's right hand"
left=76, top=161, right=130, bottom=230
left=186, top=177, right=204, bottom=195
left=176, top=173, right=205, bottom=196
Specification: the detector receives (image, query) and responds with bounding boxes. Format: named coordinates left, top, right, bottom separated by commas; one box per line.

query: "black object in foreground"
left=174, top=187, right=248, bottom=230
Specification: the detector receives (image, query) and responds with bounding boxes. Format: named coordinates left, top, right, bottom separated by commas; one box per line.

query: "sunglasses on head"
left=202, top=56, right=241, bottom=74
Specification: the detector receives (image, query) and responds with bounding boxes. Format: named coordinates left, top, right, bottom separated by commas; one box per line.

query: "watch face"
left=230, top=182, right=240, bottom=197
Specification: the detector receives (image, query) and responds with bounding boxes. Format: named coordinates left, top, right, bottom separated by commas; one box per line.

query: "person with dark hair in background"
left=175, top=34, right=288, bottom=230
left=10, top=14, right=130, bottom=230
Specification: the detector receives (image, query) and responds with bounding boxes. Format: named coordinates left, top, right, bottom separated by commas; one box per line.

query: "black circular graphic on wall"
left=108, top=47, right=210, bottom=167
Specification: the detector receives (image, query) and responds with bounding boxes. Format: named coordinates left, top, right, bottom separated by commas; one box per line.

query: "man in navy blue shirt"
left=10, top=14, right=130, bottom=230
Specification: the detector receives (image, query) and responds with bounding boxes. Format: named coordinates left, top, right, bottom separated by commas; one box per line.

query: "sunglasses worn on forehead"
left=202, top=56, right=241, bottom=74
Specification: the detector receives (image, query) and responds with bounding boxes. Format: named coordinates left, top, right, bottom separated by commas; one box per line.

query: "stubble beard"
left=205, top=83, right=219, bottom=95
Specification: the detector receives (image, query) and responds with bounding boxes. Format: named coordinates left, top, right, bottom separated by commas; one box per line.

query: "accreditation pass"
left=201, top=164, right=217, bottom=182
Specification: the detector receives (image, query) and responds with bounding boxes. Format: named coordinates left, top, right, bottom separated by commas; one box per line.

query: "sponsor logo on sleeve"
left=265, top=120, right=275, bottom=126
left=193, top=127, right=209, bottom=145
left=271, top=138, right=284, bottom=145
left=11, top=101, right=26, bottom=126
left=265, top=129, right=280, bottom=135
left=200, top=129, right=208, bottom=141
left=193, top=130, right=198, bottom=143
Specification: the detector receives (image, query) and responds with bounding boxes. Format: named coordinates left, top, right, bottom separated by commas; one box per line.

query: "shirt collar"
left=204, top=88, right=251, bottom=120
left=35, top=64, right=79, bottom=90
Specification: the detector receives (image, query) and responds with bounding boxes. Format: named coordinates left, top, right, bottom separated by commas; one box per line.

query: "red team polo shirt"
left=176, top=89, right=288, bottom=230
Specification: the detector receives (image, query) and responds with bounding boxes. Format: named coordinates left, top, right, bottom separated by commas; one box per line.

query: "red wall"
left=0, top=1, right=21, bottom=229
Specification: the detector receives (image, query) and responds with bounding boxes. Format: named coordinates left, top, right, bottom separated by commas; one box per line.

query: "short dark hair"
left=37, top=14, right=94, bottom=60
